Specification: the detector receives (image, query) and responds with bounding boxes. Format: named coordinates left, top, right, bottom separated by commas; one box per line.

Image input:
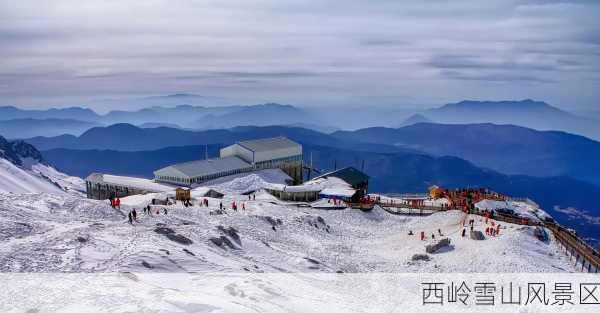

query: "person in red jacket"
left=420, top=231, right=425, bottom=241
left=115, top=198, right=121, bottom=209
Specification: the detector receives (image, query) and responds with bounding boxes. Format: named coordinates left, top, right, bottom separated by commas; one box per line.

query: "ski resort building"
left=220, top=136, right=303, bottom=184
left=153, top=136, right=303, bottom=187
left=153, top=156, right=254, bottom=187
left=85, top=173, right=174, bottom=200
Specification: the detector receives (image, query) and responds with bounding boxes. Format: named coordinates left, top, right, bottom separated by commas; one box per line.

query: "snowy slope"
left=475, top=199, right=551, bottom=223
left=0, top=186, right=574, bottom=273
left=196, top=168, right=292, bottom=194
left=0, top=158, right=64, bottom=194
left=0, top=136, right=85, bottom=195
left=0, top=170, right=581, bottom=312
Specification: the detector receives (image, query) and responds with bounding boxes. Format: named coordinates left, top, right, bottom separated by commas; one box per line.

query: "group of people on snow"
left=411, top=214, right=503, bottom=240
left=127, top=209, right=137, bottom=224
left=110, top=197, right=121, bottom=209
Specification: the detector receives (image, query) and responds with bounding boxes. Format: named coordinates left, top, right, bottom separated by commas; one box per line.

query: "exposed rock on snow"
left=154, top=227, right=193, bottom=245
left=253, top=215, right=283, bottom=227
left=470, top=230, right=485, bottom=240
left=426, top=238, right=451, bottom=253
left=217, top=225, right=241, bottom=246
left=141, top=261, right=153, bottom=269
left=210, top=236, right=238, bottom=250
left=297, top=215, right=328, bottom=230
left=411, top=254, right=430, bottom=261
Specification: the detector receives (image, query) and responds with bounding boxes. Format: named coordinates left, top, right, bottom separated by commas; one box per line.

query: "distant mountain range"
left=332, top=123, right=600, bottom=187
left=421, top=99, right=600, bottom=140
left=0, top=106, right=99, bottom=122
left=0, top=118, right=101, bottom=139
left=26, top=122, right=600, bottom=187
left=0, top=101, right=329, bottom=136
left=89, top=93, right=238, bottom=112
left=4, top=98, right=599, bottom=139
left=195, top=103, right=317, bottom=129
left=24, top=124, right=338, bottom=151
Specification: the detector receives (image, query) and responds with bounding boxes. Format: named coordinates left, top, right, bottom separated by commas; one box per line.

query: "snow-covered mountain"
left=0, top=154, right=580, bottom=310
left=0, top=135, right=84, bottom=194
left=0, top=167, right=573, bottom=273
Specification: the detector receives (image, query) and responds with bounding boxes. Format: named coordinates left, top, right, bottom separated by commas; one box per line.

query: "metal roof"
left=154, top=156, right=252, bottom=178
left=85, top=173, right=174, bottom=192
left=237, top=136, right=301, bottom=153
left=314, top=166, right=369, bottom=187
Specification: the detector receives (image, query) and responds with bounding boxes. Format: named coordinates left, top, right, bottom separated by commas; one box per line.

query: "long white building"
left=153, top=136, right=303, bottom=186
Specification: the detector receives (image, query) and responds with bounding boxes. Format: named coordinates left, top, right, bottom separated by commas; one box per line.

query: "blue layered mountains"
left=421, top=99, right=600, bottom=140
left=4, top=98, right=600, bottom=139
left=0, top=102, right=323, bottom=136
left=0, top=118, right=101, bottom=139
left=332, top=123, right=600, bottom=187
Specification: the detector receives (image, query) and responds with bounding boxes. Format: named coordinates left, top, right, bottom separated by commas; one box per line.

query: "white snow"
left=197, top=169, right=291, bottom=194
left=0, top=167, right=580, bottom=312
left=310, top=198, right=348, bottom=209
left=304, top=176, right=356, bottom=198
left=0, top=186, right=573, bottom=273
left=30, top=162, right=86, bottom=195
left=475, top=199, right=551, bottom=223
left=0, top=158, right=64, bottom=194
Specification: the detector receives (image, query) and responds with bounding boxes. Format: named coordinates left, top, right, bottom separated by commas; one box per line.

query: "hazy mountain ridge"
left=332, top=123, right=600, bottom=187
left=0, top=118, right=101, bottom=139
left=422, top=99, right=600, bottom=139
left=0, top=101, right=329, bottom=136
left=195, top=103, right=319, bottom=129
left=398, top=113, right=433, bottom=127
left=24, top=124, right=372, bottom=152
left=5, top=98, right=598, bottom=138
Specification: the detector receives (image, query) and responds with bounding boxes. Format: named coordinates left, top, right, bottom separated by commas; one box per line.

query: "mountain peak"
left=400, top=113, right=432, bottom=127
left=0, top=134, right=45, bottom=166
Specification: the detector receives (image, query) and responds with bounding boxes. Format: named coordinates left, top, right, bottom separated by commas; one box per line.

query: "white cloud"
left=554, top=206, right=600, bottom=225
left=0, top=0, right=598, bottom=110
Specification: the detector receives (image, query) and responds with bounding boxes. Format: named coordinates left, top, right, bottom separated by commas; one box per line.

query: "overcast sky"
left=1, top=0, right=599, bottom=111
